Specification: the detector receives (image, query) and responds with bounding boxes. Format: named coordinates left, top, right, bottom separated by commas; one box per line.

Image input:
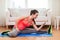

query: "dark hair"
left=30, top=9, right=39, bottom=24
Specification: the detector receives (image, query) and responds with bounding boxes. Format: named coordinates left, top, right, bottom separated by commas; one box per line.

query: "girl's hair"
left=30, top=9, right=39, bottom=24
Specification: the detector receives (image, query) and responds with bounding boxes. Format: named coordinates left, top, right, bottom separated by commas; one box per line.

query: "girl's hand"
left=16, top=27, right=19, bottom=31
left=14, top=24, right=19, bottom=31
left=32, top=21, right=46, bottom=31
left=37, top=22, right=46, bottom=31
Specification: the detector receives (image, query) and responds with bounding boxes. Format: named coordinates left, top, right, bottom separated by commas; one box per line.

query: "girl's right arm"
left=32, top=21, right=39, bottom=31
left=15, top=17, right=25, bottom=31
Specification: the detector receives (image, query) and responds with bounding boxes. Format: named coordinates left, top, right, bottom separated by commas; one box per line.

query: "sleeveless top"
left=14, top=17, right=33, bottom=30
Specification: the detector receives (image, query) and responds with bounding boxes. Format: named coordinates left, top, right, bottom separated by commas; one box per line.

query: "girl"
left=2, top=9, right=46, bottom=37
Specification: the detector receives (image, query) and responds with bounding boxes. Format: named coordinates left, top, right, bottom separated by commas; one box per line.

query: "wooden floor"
left=0, top=26, right=60, bottom=40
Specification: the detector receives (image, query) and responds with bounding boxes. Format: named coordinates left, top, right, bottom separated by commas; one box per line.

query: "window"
left=27, top=0, right=48, bottom=8
left=7, top=0, right=48, bottom=9
left=9, top=0, right=26, bottom=8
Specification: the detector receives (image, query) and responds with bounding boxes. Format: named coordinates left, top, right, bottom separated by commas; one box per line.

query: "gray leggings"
left=8, top=28, right=47, bottom=37
left=8, top=28, right=20, bottom=37
left=8, top=28, right=36, bottom=37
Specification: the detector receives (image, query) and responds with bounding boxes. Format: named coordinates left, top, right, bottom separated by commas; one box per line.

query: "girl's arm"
left=32, top=21, right=46, bottom=31
left=37, top=22, right=46, bottom=31
left=15, top=16, right=28, bottom=25
left=15, top=17, right=27, bottom=30
left=32, top=21, right=39, bottom=31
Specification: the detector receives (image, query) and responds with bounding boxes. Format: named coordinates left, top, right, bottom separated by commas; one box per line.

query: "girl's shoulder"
left=18, top=16, right=29, bottom=20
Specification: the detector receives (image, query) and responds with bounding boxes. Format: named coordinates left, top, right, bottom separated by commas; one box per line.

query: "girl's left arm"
left=32, top=21, right=46, bottom=31
left=37, top=22, right=46, bottom=31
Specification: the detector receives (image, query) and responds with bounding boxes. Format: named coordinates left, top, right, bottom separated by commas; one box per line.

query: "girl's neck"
left=29, top=15, right=34, bottom=20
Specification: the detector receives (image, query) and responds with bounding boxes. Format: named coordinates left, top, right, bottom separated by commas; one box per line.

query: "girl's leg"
left=20, top=28, right=36, bottom=34
left=7, top=27, right=20, bottom=37
left=20, top=28, right=47, bottom=34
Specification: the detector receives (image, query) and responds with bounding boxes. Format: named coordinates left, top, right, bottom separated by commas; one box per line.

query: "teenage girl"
left=2, top=9, right=47, bottom=37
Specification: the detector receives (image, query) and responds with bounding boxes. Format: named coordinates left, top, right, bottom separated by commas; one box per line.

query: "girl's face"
left=33, top=13, right=38, bottom=19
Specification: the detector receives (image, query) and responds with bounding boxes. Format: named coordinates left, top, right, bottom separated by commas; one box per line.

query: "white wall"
left=48, top=0, right=60, bottom=25
left=0, top=0, right=60, bottom=26
left=0, top=0, right=6, bottom=26
left=49, top=0, right=60, bottom=16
